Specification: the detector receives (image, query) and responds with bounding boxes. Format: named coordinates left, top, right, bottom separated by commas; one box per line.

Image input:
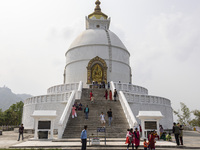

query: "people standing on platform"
left=105, top=89, right=108, bottom=100
left=81, top=125, right=87, bottom=150
left=143, top=139, right=148, bottom=150
left=134, top=128, right=140, bottom=150
left=149, top=131, right=156, bottom=150
left=139, top=124, right=142, bottom=136
left=72, top=105, right=77, bottom=118
left=173, top=122, right=180, bottom=146
left=125, top=128, right=134, bottom=150
left=159, top=125, right=164, bottom=137
left=107, top=82, right=110, bottom=89
left=107, top=109, right=112, bottom=126
left=179, top=125, right=184, bottom=145
left=17, top=124, right=24, bottom=141
left=114, top=89, right=118, bottom=101
left=100, top=112, right=106, bottom=127
left=109, top=90, right=112, bottom=100
left=90, top=91, right=93, bottom=101
left=84, top=105, right=89, bottom=120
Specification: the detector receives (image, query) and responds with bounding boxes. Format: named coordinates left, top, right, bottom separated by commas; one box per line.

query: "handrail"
left=58, top=90, right=76, bottom=139
left=76, top=81, right=83, bottom=99
left=110, top=81, right=138, bottom=128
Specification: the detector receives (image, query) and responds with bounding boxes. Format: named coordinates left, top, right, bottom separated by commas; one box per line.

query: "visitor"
left=107, top=82, right=110, bottom=89
left=105, top=89, right=108, bottom=100
left=149, top=131, right=156, bottom=150
left=100, top=112, right=106, bottom=127
left=173, top=122, right=180, bottom=145
left=114, top=89, right=118, bottom=101
left=90, top=91, right=93, bottom=101
left=74, top=102, right=79, bottom=110
left=159, top=125, right=164, bottom=137
left=78, top=103, right=83, bottom=111
left=139, top=124, right=142, bottom=136
left=125, top=128, right=134, bottom=150
left=179, top=125, right=184, bottom=145
left=166, top=133, right=172, bottom=141
left=72, top=105, right=77, bottom=118
left=107, top=109, right=112, bottom=126
left=17, top=124, right=24, bottom=141
left=109, top=90, right=112, bottom=100
left=143, top=139, right=148, bottom=150
left=84, top=105, right=89, bottom=120
left=91, top=94, right=94, bottom=103
left=81, top=125, right=87, bottom=150
left=134, top=128, right=140, bottom=150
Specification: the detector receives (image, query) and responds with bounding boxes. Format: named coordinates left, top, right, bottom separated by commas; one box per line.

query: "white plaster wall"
left=65, top=60, right=131, bottom=88
left=129, top=103, right=173, bottom=129
left=66, top=45, right=129, bottom=65
left=23, top=102, right=66, bottom=129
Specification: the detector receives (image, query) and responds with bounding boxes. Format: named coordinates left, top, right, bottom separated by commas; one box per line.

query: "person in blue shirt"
left=81, top=125, right=87, bottom=150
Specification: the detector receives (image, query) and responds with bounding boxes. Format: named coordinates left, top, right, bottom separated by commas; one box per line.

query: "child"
left=143, top=139, right=148, bottom=150
left=166, top=133, right=172, bottom=141
left=91, top=95, right=94, bottom=103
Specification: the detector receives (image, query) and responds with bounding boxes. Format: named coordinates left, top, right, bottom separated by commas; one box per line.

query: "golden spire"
left=88, top=0, right=108, bottom=19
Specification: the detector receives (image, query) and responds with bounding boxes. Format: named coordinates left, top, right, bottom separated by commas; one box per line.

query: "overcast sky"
left=0, top=0, right=200, bottom=113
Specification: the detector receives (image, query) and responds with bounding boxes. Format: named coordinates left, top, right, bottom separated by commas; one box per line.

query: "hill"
left=0, top=86, right=32, bottom=111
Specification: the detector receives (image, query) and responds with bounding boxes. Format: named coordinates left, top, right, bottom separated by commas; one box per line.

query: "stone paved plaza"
left=0, top=130, right=200, bottom=149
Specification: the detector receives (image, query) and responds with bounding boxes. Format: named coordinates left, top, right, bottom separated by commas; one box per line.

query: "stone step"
left=62, top=88, right=128, bottom=138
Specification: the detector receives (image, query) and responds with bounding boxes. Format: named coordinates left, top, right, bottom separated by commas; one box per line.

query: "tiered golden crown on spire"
left=88, top=0, right=108, bottom=19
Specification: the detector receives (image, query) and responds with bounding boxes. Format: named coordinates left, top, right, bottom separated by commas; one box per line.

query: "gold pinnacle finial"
left=88, top=0, right=108, bottom=19
left=94, top=0, right=101, bottom=12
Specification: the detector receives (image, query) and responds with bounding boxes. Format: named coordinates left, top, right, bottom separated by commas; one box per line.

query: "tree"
left=0, top=101, right=24, bottom=126
left=190, top=110, right=200, bottom=127
left=173, top=102, right=191, bottom=125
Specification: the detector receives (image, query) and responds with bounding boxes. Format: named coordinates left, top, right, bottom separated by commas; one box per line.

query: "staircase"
left=62, top=88, right=129, bottom=138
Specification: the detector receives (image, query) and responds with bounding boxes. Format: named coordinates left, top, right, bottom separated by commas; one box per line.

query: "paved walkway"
left=0, top=130, right=200, bottom=149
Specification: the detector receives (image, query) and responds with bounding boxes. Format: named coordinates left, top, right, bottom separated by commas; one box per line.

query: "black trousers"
left=18, top=133, right=24, bottom=141
left=180, top=136, right=183, bottom=145
left=175, top=134, right=180, bottom=145
left=127, top=143, right=134, bottom=150
left=82, top=139, right=87, bottom=150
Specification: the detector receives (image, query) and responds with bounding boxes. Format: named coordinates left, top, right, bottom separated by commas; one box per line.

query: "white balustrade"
left=58, top=90, right=76, bottom=139
left=24, top=92, right=71, bottom=105
left=110, top=81, right=138, bottom=128
left=113, top=82, right=148, bottom=95
left=47, top=83, right=79, bottom=94
left=123, top=92, right=171, bottom=106
left=24, top=81, right=83, bottom=106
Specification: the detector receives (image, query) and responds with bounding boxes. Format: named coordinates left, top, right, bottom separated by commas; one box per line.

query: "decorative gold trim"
left=87, top=56, right=107, bottom=84
left=88, top=0, right=108, bottom=19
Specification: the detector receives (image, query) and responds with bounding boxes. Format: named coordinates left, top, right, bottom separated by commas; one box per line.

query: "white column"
left=157, top=119, right=160, bottom=138
left=141, top=120, right=145, bottom=139
left=50, top=119, right=54, bottom=139
left=34, top=118, right=38, bottom=139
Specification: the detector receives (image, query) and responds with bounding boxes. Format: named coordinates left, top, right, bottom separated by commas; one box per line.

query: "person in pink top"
left=72, top=105, right=77, bottom=118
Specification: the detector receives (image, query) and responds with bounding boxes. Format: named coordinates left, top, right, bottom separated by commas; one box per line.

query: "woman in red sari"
left=109, top=90, right=112, bottom=100
left=149, top=131, right=156, bottom=150
left=105, top=89, right=108, bottom=100
left=134, top=128, right=140, bottom=150
left=90, top=91, right=93, bottom=101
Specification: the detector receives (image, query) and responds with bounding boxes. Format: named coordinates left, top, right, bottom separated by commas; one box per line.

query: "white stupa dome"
left=68, top=29, right=127, bottom=51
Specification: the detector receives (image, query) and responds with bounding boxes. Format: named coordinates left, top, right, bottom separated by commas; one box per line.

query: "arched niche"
left=87, top=56, right=107, bottom=84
